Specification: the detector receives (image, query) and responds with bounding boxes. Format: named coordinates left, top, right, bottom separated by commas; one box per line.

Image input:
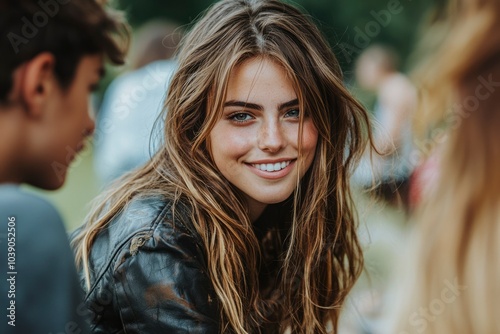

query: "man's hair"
left=0, top=0, right=129, bottom=101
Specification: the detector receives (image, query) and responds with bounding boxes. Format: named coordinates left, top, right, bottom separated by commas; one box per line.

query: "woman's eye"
left=285, top=108, right=300, bottom=118
left=229, top=113, right=253, bottom=122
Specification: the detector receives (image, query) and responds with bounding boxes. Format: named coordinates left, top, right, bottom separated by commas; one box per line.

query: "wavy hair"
left=72, top=0, right=371, bottom=332
left=0, top=0, right=129, bottom=101
left=391, top=0, right=500, bottom=332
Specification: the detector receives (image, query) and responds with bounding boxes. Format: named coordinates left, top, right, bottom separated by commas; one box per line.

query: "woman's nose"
left=258, top=119, right=285, bottom=153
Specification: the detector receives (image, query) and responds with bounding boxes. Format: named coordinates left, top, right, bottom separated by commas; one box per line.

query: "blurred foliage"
left=116, top=0, right=434, bottom=76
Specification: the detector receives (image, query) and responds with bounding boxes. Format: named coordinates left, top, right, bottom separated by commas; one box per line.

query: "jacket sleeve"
left=112, top=225, right=220, bottom=333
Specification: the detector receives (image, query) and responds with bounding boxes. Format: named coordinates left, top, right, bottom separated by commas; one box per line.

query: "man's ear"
left=19, top=52, right=57, bottom=117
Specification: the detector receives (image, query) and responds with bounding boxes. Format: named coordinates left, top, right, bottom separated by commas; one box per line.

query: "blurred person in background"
left=387, top=0, right=500, bottom=332
left=94, top=20, right=182, bottom=185
left=354, top=44, right=417, bottom=208
left=70, top=0, right=374, bottom=332
left=0, top=0, right=128, bottom=333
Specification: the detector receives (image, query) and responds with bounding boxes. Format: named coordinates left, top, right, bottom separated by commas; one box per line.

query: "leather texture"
left=71, top=196, right=220, bottom=333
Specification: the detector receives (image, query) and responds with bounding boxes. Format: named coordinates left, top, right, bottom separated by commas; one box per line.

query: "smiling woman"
left=70, top=0, right=373, bottom=333
left=210, top=57, right=318, bottom=222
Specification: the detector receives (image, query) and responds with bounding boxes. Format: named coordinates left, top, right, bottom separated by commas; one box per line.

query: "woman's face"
left=209, top=56, right=318, bottom=220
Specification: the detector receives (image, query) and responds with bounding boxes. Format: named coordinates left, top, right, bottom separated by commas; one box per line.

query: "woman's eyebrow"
left=223, top=100, right=262, bottom=110
left=278, top=98, right=299, bottom=110
left=223, top=98, right=298, bottom=111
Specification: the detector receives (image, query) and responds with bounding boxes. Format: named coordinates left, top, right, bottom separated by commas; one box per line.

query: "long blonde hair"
left=72, top=0, right=371, bottom=332
left=391, top=0, right=500, bottom=332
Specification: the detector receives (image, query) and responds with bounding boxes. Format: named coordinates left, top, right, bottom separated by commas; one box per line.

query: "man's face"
left=27, top=54, right=102, bottom=190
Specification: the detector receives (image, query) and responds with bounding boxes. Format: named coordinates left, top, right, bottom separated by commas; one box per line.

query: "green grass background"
left=28, top=146, right=101, bottom=232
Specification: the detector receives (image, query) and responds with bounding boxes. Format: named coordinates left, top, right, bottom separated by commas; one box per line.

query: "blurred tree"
left=295, top=0, right=433, bottom=74
left=116, top=0, right=211, bottom=27
left=116, top=0, right=433, bottom=74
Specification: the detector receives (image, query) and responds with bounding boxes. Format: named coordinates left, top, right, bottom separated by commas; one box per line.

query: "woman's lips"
left=246, top=159, right=296, bottom=179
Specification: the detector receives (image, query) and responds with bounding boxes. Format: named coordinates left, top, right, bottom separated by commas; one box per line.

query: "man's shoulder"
left=0, top=185, right=62, bottom=225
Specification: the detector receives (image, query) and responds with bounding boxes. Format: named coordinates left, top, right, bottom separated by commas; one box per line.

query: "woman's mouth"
left=251, top=160, right=292, bottom=172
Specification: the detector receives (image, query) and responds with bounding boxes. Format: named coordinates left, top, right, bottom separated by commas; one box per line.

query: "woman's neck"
left=246, top=198, right=267, bottom=223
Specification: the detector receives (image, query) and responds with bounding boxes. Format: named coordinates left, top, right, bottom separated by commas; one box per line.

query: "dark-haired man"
left=0, top=0, right=128, bottom=332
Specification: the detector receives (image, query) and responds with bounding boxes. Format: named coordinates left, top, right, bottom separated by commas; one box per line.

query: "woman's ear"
left=19, top=52, right=57, bottom=117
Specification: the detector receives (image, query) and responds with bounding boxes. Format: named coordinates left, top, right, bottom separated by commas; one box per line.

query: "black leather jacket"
left=71, top=196, right=221, bottom=333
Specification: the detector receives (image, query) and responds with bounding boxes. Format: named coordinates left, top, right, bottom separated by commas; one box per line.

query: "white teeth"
left=252, top=161, right=291, bottom=172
